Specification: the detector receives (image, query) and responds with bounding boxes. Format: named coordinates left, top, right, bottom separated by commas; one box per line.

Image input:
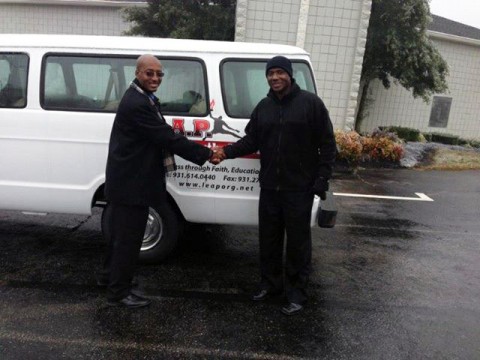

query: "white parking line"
left=333, top=192, right=434, bottom=201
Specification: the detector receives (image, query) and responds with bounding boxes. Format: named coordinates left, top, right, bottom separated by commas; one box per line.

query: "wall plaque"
left=429, top=96, right=452, bottom=128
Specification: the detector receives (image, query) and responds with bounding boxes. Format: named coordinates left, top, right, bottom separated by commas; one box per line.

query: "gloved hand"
left=312, top=177, right=329, bottom=200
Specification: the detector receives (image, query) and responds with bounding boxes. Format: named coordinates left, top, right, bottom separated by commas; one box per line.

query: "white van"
left=0, top=34, right=321, bottom=262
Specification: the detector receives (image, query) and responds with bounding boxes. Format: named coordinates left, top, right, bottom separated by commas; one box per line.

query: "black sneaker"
left=251, top=288, right=283, bottom=301
left=107, top=293, right=151, bottom=309
left=251, top=289, right=270, bottom=301
left=281, top=302, right=303, bottom=316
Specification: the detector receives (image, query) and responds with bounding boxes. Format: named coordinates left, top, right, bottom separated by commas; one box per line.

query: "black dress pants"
left=258, top=189, right=314, bottom=305
left=103, top=202, right=149, bottom=301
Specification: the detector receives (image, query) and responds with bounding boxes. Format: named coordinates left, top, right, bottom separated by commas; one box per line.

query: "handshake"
left=209, top=146, right=226, bottom=165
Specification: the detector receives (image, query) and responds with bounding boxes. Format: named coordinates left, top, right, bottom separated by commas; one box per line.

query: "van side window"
left=42, top=55, right=136, bottom=112
left=42, top=55, right=207, bottom=115
left=221, top=60, right=316, bottom=119
left=0, top=53, right=29, bottom=108
left=154, top=59, right=207, bottom=116
left=124, top=60, right=207, bottom=115
left=45, top=62, right=67, bottom=97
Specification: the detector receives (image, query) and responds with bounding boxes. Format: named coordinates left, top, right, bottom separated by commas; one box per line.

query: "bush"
left=370, top=128, right=401, bottom=142
left=335, top=130, right=363, bottom=163
left=468, top=140, right=480, bottom=149
left=423, top=132, right=460, bottom=145
left=376, top=128, right=478, bottom=149
left=380, top=126, right=422, bottom=142
left=421, top=132, right=480, bottom=148
left=362, top=135, right=404, bottom=162
left=335, top=129, right=404, bottom=165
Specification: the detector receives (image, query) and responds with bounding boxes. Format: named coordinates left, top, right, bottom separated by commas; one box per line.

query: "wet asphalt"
left=0, top=169, right=479, bottom=360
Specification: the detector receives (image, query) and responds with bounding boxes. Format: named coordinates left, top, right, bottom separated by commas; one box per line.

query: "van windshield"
left=221, top=60, right=316, bottom=119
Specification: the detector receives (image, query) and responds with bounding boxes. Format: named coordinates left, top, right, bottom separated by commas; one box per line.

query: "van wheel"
left=101, top=202, right=182, bottom=264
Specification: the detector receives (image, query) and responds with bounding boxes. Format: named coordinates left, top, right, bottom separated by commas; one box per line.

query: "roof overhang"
left=0, top=0, right=147, bottom=7
left=428, top=30, right=480, bottom=48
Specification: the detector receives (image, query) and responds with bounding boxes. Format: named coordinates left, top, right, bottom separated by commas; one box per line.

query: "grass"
left=417, top=148, right=480, bottom=170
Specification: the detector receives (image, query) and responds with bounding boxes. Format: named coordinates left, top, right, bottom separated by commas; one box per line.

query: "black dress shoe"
left=107, top=293, right=151, bottom=309
left=281, top=303, right=303, bottom=316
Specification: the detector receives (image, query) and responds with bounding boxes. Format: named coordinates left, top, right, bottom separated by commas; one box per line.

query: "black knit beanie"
left=265, top=55, right=293, bottom=78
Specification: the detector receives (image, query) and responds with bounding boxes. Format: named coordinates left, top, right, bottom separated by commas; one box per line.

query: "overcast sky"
left=429, top=0, right=480, bottom=29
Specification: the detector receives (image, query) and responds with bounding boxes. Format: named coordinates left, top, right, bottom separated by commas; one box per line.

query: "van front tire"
left=101, top=202, right=182, bottom=264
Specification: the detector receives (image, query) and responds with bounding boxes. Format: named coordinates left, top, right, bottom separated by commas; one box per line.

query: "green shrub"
left=424, top=132, right=460, bottom=145
left=381, top=126, right=422, bottom=142
left=467, top=140, right=480, bottom=149
left=422, top=133, right=480, bottom=148
left=423, top=133, right=432, bottom=142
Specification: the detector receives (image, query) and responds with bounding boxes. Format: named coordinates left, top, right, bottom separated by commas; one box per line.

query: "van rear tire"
left=101, top=202, right=182, bottom=264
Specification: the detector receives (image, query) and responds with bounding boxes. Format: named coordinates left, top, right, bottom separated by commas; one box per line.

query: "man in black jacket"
left=213, top=56, right=336, bottom=315
left=102, top=54, right=213, bottom=308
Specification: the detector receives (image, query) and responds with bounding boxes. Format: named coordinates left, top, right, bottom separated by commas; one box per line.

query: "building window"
left=429, top=96, right=452, bottom=128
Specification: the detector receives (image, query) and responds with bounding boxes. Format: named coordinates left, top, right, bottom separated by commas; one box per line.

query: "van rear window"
left=41, top=55, right=207, bottom=115
left=221, top=60, right=316, bottom=119
left=0, top=53, right=29, bottom=108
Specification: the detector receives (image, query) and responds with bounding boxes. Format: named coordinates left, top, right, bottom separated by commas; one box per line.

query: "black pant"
left=103, top=202, right=149, bottom=301
left=258, top=189, right=314, bottom=305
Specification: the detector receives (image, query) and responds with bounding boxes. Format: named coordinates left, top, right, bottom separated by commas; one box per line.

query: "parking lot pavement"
left=1, top=169, right=479, bottom=359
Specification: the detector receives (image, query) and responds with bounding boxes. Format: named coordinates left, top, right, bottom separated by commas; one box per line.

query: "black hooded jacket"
left=224, top=81, right=336, bottom=191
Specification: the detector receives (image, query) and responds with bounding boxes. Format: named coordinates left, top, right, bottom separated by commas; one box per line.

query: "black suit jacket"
left=105, top=80, right=211, bottom=206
